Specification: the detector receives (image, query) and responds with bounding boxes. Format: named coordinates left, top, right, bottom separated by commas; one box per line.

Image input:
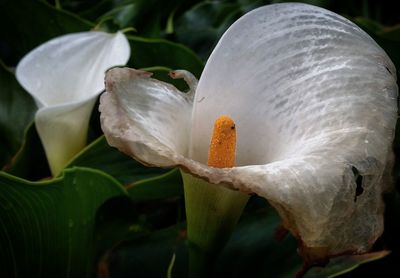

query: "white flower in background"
left=16, top=31, right=130, bottom=176
left=99, top=3, right=397, bottom=263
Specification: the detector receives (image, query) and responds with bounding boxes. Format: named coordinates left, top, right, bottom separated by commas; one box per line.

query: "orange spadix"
left=207, top=115, right=236, bottom=168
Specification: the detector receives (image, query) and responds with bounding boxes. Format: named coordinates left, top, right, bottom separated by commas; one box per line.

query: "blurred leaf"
left=76, top=0, right=118, bottom=22
left=102, top=224, right=188, bottom=278
left=305, top=251, right=390, bottom=278
left=124, top=168, right=183, bottom=234
left=0, top=62, right=36, bottom=168
left=95, top=171, right=185, bottom=277
left=127, top=36, right=204, bottom=77
left=370, top=40, right=399, bottom=76
left=1, top=2, right=398, bottom=278
left=93, top=170, right=184, bottom=264
left=98, top=1, right=162, bottom=35
left=104, top=3, right=139, bottom=28
left=383, top=191, right=400, bottom=249
left=103, top=199, right=301, bottom=278
left=353, top=17, right=400, bottom=73
left=50, top=0, right=113, bottom=18
left=91, top=195, right=392, bottom=278
left=215, top=201, right=390, bottom=278
left=379, top=25, right=400, bottom=42
left=66, top=136, right=167, bottom=185
left=127, top=168, right=183, bottom=202
left=215, top=204, right=302, bottom=278
left=174, top=1, right=242, bottom=60
left=0, top=0, right=92, bottom=66
left=0, top=167, right=128, bottom=278
left=5, top=123, right=51, bottom=181
left=91, top=0, right=199, bottom=37
left=352, top=17, right=384, bottom=33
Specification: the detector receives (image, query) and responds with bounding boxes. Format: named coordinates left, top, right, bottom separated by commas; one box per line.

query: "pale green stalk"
left=182, top=171, right=249, bottom=277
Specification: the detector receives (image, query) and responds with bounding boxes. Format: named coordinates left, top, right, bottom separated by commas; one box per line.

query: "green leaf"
left=89, top=0, right=198, bottom=37
left=174, top=2, right=242, bottom=60
left=0, top=0, right=92, bottom=65
left=352, top=17, right=400, bottom=73
left=66, top=136, right=167, bottom=185
left=217, top=199, right=390, bottom=278
left=5, top=123, right=50, bottom=181
left=96, top=195, right=391, bottom=278
left=103, top=199, right=301, bottom=278
left=352, top=17, right=384, bottom=33
left=101, top=224, right=188, bottom=278
left=0, top=62, right=36, bottom=168
left=215, top=203, right=302, bottom=278
left=95, top=172, right=185, bottom=277
left=48, top=0, right=114, bottom=21
left=127, top=36, right=204, bottom=78
left=74, top=0, right=117, bottom=22
left=0, top=167, right=128, bottom=278
left=304, top=251, right=390, bottom=278
left=379, top=25, right=400, bottom=42
left=127, top=168, right=183, bottom=202
left=93, top=170, right=184, bottom=262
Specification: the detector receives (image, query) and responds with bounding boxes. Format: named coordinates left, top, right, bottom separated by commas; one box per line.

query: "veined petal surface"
left=99, top=3, right=397, bottom=261
left=189, top=3, right=397, bottom=259
left=191, top=3, right=397, bottom=166
left=100, top=68, right=193, bottom=167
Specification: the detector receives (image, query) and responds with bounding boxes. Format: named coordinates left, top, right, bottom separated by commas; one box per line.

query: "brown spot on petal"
left=274, top=223, right=289, bottom=242
left=129, top=68, right=153, bottom=78
left=169, top=71, right=178, bottom=78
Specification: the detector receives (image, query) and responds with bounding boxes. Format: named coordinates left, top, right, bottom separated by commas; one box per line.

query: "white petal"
left=100, top=67, right=193, bottom=167
left=16, top=31, right=130, bottom=108
left=191, top=3, right=397, bottom=166
left=187, top=3, right=397, bottom=259
left=99, top=3, right=397, bottom=261
left=35, top=99, right=96, bottom=176
left=16, top=31, right=131, bottom=176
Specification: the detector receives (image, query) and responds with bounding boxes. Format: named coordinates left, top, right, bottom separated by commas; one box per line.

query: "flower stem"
left=182, top=171, right=249, bottom=277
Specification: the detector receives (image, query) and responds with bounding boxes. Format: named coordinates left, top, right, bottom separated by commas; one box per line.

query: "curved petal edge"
left=16, top=30, right=131, bottom=176
left=98, top=3, right=398, bottom=264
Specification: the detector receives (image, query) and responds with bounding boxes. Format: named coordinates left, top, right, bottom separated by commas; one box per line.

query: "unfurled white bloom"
left=99, top=3, right=397, bottom=262
left=16, top=31, right=130, bottom=176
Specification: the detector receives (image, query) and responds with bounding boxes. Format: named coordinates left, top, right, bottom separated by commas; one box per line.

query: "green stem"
left=181, top=171, right=249, bottom=278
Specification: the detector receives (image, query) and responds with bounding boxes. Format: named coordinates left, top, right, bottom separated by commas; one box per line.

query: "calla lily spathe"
left=99, top=3, right=397, bottom=261
left=16, top=31, right=130, bottom=176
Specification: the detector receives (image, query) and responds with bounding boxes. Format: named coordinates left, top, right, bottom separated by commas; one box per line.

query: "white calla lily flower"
left=16, top=31, right=130, bottom=176
left=99, top=3, right=397, bottom=262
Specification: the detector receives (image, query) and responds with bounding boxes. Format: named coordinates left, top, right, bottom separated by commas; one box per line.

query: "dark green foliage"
left=0, top=1, right=399, bottom=277
left=0, top=63, right=36, bottom=169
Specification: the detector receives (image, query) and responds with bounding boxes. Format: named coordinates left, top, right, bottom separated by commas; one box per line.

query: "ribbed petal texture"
left=100, top=3, right=397, bottom=261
